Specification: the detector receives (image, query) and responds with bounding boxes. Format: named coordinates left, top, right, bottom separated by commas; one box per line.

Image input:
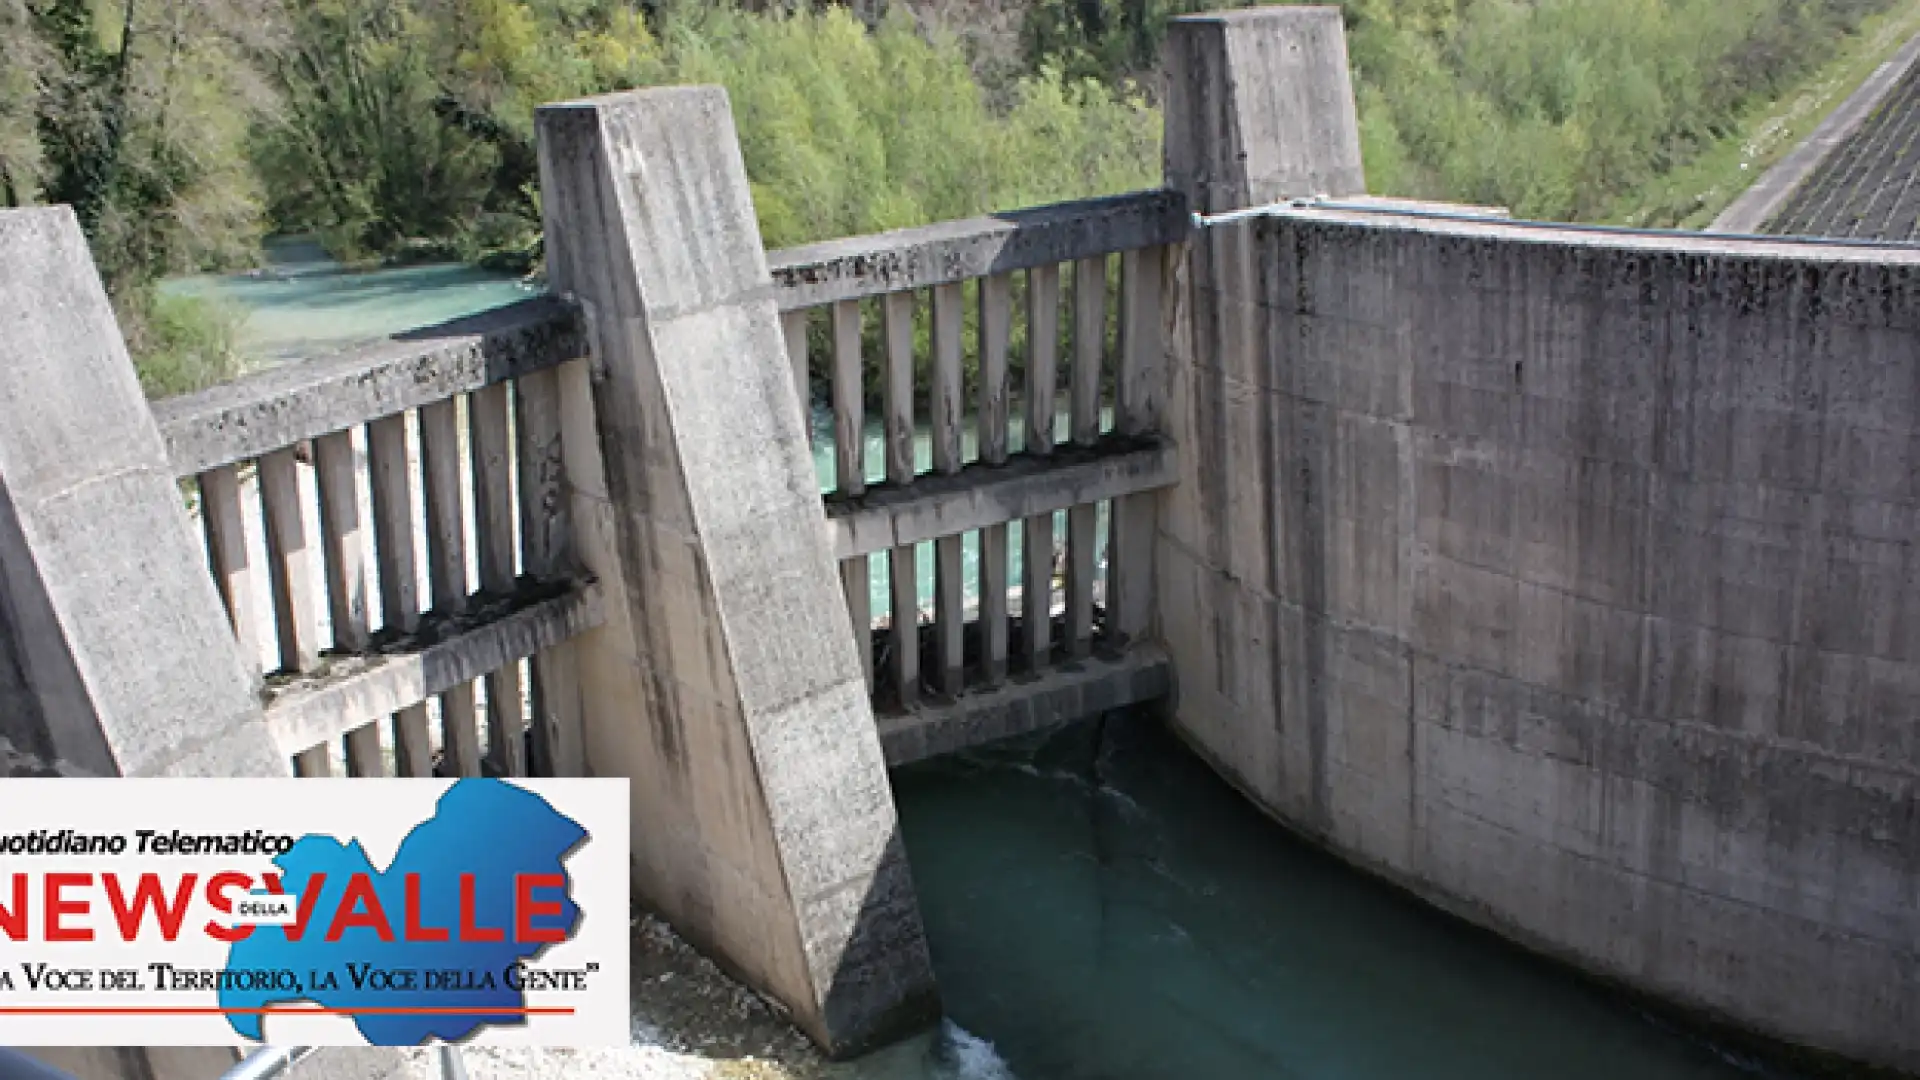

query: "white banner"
left=0, top=778, right=629, bottom=1047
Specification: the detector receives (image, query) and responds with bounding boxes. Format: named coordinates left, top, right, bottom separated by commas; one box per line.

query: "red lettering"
left=106, top=873, right=195, bottom=942
left=202, top=872, right=256, bottom=943
left=458, top=875, right=503, bottom=942
left=325, top=874, right=393, bottom=942
left=513, top=874, right=567, bottom=943
left=0, top=876, right=24, bottom=940
left=261, top=873, right=328, bottom=942
left=404, top=876, right=448, bottom=942
left=44, top=874, right=90, bottom=942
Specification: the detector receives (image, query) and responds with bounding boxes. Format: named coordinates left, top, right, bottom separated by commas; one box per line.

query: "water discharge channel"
left=173, top=254, right=1798, bottom=1080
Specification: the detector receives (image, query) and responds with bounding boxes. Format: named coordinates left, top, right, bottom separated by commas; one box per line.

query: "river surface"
left=178, top=254, right=1797, bottom=1080
left=884, top=715, right=1787, bottom=1080
left=160, top=237, right=536, bottom=363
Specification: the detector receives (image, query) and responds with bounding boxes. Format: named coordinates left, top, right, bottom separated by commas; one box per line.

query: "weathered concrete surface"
left=535, top=86, right=940, bottom=1057
left=1163, top=6, right=1365, bottom=215
left=0, top=208, right=287, bottom=779
left=876, top=646, right=1172, bottom=766
left=1161, top=202, right=1920, bottom=1071
left=154, top=296, right=583, bottom=477
left=769, top=189, right=1187, bottom=311
left=827, top=438, right=1175, bottom=559
left=261, top=582, right=603, bottom=759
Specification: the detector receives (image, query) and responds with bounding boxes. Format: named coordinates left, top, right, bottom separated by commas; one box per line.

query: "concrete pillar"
left=1156, top=7, right=1369, bottom=834
left=533, top=87, right=939, bottom=1057
left=0, top=208, right=287, bottom=780
left=0, top=212, right=331, bottom=1080
left=1163, top=5, right=1365, bottom=214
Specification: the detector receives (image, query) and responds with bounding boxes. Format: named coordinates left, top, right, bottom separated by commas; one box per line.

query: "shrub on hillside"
left=122, top=291, right=248, bottom=400
left=1015, top=0, right=1900, bottom=223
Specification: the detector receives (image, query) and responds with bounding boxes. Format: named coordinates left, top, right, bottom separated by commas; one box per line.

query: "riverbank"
left=1605, top=0, right=1920, bottom=229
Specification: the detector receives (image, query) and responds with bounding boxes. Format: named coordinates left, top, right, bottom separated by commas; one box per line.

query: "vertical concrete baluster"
left=883, top=290, right=920, bottom=707
left=514, top=369, right=573, bottom=580
left=931, top=282, right=967, bottom=694
left=783, top=308, right=812, bottom=444
left=832, top=297, right=872, bottom=685
left=198, top=464, right=262, bottom=681
left=1108, top=246, right=1166, bottom=644
left=367, top=412, right=434, bottom=776
left=472, top=382, right=527, bottom=777
left=1024, top=263, right=1061, bottom=669
left=977, top=272, right=1012, bottom=683
left=259, top=447, right=321, bottom=676
left=260, top=447, right=329, bottom=776
left=292, top=744, right=332, bottom=777
left=420, top=398, right=470, bottom=615
left=314, top=429, right=383, bottom=775
left=514, top=367, right=584, bottom=777
left=1066, top=255, right=1106, bottom=656
left=315, top=430, right=371, bottom=653
left=421, top=397, right=481, bottom=776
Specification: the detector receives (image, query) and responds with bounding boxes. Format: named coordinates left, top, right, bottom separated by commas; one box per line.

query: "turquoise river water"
left=169, top=253, right=1802, bottom=1080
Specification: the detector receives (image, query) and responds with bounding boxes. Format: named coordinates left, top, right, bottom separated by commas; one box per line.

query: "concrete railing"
left=149, top=297, right=599, bottom=779
left=767, top=190, right=1186, bottom=762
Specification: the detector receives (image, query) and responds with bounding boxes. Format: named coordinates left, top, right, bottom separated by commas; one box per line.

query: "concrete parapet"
left=0, top=208, right=287, bottom=780
left=534, top=86, right=940, bottom=1057
left=1161, top=11, right=1920, bottom=1073
left=1165, top=200, right=1920, bottom=1073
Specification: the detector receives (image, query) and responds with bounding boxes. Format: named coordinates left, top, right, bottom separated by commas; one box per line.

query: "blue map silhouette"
left=221, top=779, right=588, bottom=1044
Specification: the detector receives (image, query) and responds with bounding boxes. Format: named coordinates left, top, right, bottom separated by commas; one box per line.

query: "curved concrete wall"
left=1159, top=208, right=1920, bottom=1071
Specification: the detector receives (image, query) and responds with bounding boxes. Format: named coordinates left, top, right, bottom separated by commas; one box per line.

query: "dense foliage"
left=4, top=0, right=267, bottom=388
left=0, top=0, right=1908, bottom=393
left=250, top=1, right=1157, bottom=264
left=1023, top=0, right=1901, bottom=221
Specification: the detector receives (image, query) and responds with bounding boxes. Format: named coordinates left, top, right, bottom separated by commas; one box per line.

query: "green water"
left=159, top=237, right=535, bottom=363
left=881, top=714, right=1790, bottom=1080
left=181, top=251, right=1798, bottom=1080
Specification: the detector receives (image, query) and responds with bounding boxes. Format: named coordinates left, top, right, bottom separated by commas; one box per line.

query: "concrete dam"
left=1166, top=206, right=1920, bottom=1072
left=0, top=6, right=1915, bottom=1079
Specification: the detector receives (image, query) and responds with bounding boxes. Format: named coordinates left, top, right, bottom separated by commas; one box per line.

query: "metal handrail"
left=0, top=1048, right=85, bottom=1080
left=1192, top=195, right=1920, bottom=251
left=221, top=1045, right=467, bottom=1080
left=221, top=1048, right=318, bottom=1080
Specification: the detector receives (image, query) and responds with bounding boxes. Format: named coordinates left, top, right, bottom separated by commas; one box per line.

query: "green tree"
left=253, top=0, right=501, bottom=260
left=23, top=0, right=267, bottom=287
left=5, top=0, right=267, bottom=394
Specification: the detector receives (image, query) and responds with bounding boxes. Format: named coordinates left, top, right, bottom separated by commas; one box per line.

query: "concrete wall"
left=1160, top=204, right=1920, bottom=1071
left=534, top=87, right=939, bottom=1057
